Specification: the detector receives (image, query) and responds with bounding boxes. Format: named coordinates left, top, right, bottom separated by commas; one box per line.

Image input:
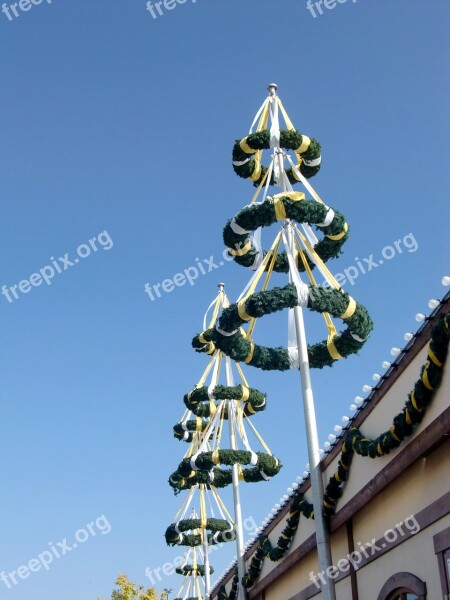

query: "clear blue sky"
left=1, top=1, right=449, bottom=598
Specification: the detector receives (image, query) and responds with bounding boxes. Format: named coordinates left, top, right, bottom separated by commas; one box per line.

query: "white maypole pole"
left=268, top=83, right=336, bottom=600
left=219, top=282, right=247, bottom=599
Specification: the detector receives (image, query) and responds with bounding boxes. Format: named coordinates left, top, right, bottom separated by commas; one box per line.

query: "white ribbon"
left=232, top=157, right=251, bottom=167
left=288, top=346, right=300, bottom=369
left=215, top=322, right=239, bottom=337
left=351, top=332, right=366, bottom=343
left=203, top=293, right=220, bottom=331
left=249, top=97, right=270, bottom=134
left=282, top=228, right=309, bottom=307
left=303, top=156, right=322, bottom=167
left=317, top=207, right=335, bottom=227
left=230, top=218, right=250, bottom=235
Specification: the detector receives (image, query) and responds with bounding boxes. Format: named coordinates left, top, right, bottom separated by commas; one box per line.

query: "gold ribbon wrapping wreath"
left=232, top=129, right=322, bottom=186
left=193, top=193, right=373, bottom=370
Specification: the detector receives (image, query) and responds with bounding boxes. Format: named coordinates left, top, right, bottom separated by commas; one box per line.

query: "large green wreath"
left=223, top=193, right=348, bottom=271
left=193, top=284, right=373, bottom=370
left=220, top=312, right=449, bottom=593
left=184, top=384, right=267, bottom=418
left=232, top=129, right=321, bottom=186
left=165, top=518, right=235, bottom=547
left=169, top=451, right=282, bottom=494
left=192, top=193, right=372, bottom=370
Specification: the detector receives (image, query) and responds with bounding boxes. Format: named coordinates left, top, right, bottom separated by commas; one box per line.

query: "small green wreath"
left=183, top=384, right=267, bottom=418
left=169, top=451, right=282, bottom=493
left=165, top=518, right=235, bottom=547
left=173, top=420, right=209, bottom=443
left=175, top=564, right=214, bottom=576
left=232, top=129, right=321, bottom=186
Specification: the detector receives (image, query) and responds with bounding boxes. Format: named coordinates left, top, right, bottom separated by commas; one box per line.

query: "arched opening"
left=377, top=572, right=427, bottom=600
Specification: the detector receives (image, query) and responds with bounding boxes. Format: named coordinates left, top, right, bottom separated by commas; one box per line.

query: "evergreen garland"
left=175, top=565, right=214, bottom=576
left=165, top=518, right=235, bottom=547
left=227, top=312, right=449, bottom=590
left=183, top=384, right=267, bottom=418
left=169, top=452, right=282, bottom=494
left=223, top=195, right=348, bottom=272
left=192, top=284, right=373, bottom=371
left=232, top=129, right=321, bottom=186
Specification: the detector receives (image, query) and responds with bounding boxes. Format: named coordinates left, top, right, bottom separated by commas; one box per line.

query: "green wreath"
left=217, top=574, right=239, bottom=600
left=169, top=451, right=282, bottom=494
left=233, top=312, right=449, bottom=590
left=232, top=130, right=321, bottom=186
left=223, top=193, right=348, bottom=272
left=165, top=518, right=235, bottom=547
left=192, top=192, right=372, bottom=370
left=175, top=564, right=214, bottom=576
left=173, top=420, right=208, bottom=443
left=193, top=284, right=373, bottom=371
left=183, top=384, right=267, bottom=418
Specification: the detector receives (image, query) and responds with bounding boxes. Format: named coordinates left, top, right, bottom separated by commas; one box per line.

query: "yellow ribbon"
left=212, top=448, right=220, bottom=465
left=390, top=426, right=400, bottom=442
left=227, top=240, right=252, bottom=257
left=240, top=385, right=250, bottom=402
left=244, top=340, right=255, bottom=364
left=411, top=391, right=422, bottom=413
left=205, top=342, right=216, bottom=355
left=237, top=298, right=252, bottom=321
left=277, top=97, right=295, bottom=131
left=295, top=135, right=311, bottom=154
left=200, top=485, right=207, bottom=530
left=428, top=347, right=442, bottom=368
left=327, top=334, right=343, bottom=360
left=209, top=399, right=217, bottom=418
left=341, top=297, right=357, bottom=320
left=272, top=191, right=305, bottom=202
left=249, top=153, right=262, bottom=182
left=273, top=197, right=287, bottom=221
left=422, top=366, right=433, bottom=391
left=239, top=137, right=257, bottom=154
left=326, top=223, right=349, bottom=241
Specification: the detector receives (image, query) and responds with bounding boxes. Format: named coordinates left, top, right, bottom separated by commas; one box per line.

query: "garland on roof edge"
left=216, top=312, right=449, bottom=594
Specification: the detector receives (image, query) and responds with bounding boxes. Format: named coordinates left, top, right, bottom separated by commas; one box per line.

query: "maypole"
left=220, top=284, right=247, bottom=600
left=271, top=82, right=335, bottom=599
left=167, top=288, right=282, bottom=599
left=192, top=85, right=373, bottom=598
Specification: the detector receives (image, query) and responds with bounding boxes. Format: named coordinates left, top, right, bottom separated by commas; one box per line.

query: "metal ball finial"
left=267, top=83, right=278, bottom=96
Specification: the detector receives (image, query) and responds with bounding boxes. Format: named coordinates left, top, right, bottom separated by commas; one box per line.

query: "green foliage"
left=192, top=283, right=373, bottom=371
left=232, top=129, right=321, bottom=185
left=111, top=574, right=159, bottom=600
left=238, top=313, right=449, bottom=590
